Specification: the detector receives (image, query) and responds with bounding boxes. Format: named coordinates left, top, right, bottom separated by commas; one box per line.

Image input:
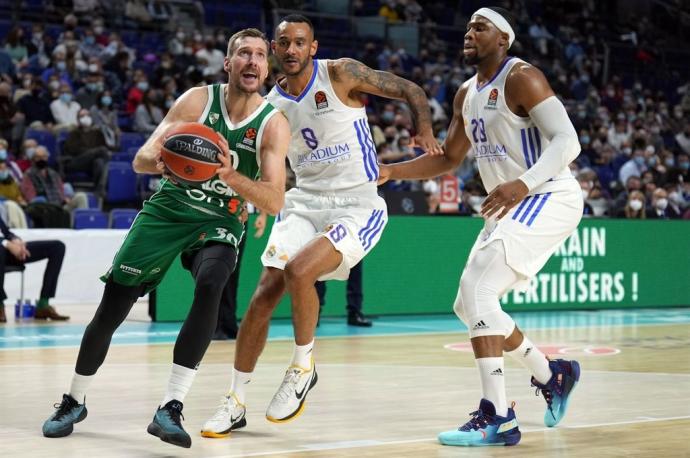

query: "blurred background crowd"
left=0, top=0, right=688, bottom=227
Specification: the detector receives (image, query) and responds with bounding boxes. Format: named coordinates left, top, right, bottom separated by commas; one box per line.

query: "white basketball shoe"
left=265, top=361, right=318, bottom=423
left=200, top=393, right=247, bottom=438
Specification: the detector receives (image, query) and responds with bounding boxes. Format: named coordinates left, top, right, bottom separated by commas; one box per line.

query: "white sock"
left=69, top=373, right=93, bottom=404
left=506, top=336, right=552, bottom=385
left=228, top=368, right=252, bottom=405
left=161, top=363, right=197, bottom=406
left=291, top=339, right=314, bottom=369
left=476, top=357, right=508, bottom=417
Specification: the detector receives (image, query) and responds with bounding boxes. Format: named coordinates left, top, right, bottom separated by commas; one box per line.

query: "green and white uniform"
left=104, top=84, right=279, bottom=292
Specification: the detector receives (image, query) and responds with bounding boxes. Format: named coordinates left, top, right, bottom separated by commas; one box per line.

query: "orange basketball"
left=161, top=122, right=223, bottom=185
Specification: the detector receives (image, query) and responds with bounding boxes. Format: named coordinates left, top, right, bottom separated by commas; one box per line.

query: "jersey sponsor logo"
left=486, top=88, right=499, bottom=109
left=314, top=90, right=328, bottom=109
left=119, top=264, right=142, bottom=276
left=236, top=142, right=256, bottom=153
left=242, top=127, right=257, bottom=146
left=474, top=143, right=508, bottom=162
left=150, top=267, right=161, bottom=274
left=296, top=142, right=351, bottom=167
left=209, top=112, right=220, bottom=124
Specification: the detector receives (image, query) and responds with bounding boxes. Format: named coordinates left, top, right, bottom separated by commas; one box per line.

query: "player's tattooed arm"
left=332, top=58, right=442, bottom=155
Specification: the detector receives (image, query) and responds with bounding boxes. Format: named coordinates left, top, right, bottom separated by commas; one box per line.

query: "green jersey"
left=154, top=83, right=279, bottom=219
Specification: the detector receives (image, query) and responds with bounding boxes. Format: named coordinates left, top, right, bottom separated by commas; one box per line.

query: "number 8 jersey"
left=462, top=57, right=573, bottom=195
left=267, top=59, right=379, bottom=195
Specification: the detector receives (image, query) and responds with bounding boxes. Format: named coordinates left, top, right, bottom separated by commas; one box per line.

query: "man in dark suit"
left=0, top=215, right=67, bottom=322
left=316, top=261, right=373, bottom=327
left=646, top=188, right=681, bottom=219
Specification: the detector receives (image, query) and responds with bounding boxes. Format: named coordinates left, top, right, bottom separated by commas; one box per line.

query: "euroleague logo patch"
left=444, top=342, right=620, bottom=356
left=243, top=127, right=257, bottom=146
left=315, top=90, right=328, bottom=109
left=486, top=88, right=499, bottom=109
left=184, top=165, right=195, bottom=175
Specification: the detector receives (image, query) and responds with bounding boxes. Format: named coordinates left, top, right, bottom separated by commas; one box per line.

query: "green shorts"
left=102, top=192, right=244, bottom=293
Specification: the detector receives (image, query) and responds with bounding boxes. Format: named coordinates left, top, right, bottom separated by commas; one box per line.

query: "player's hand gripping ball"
left=160, top=122, right=223, bottom=185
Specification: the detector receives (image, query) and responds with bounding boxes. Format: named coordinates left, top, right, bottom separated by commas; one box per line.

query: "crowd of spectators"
left=0, top=0, right=687, bottom=224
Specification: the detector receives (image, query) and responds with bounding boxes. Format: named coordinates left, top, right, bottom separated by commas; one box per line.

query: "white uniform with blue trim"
left=263, top=59, right=387, bottom=280
left=462, top=57, right=582, bottom=281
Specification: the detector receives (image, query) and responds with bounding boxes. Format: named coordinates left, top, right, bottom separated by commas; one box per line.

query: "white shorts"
left=261, top=188, right=388, bottom=280
left=467, top=179, right=583, bottom=289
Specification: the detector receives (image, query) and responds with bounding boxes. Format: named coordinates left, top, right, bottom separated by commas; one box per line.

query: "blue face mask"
left=137, top=81, right=149, bottom=91
left=382, top=111, right=394, bottom=123
left=665, top=158, right=675, bottom=168
left=85, top=36, right=95, bottom=45
left=0, top=169, right=9, bottom=181
left=634, top=156, right=646, bottom=167
left=60, top=93, right=72, bottom=103
left=56, top=61, right=66, bottom=71
left=647, top=157, right=657, bottom=166
left=0, top=149, right=6, bottom=160
left=25, top=147, right=36, bottom=159
left=87, top=82, right=99, bottom=91
left=580, top=135, right=590, bottom=145
left=680, top=162, right=690, bottom=171
left=101, top=95, right=112, bottom=106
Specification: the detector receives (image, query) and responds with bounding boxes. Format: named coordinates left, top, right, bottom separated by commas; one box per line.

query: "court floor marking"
left=212, top=415, right=690, bottom=458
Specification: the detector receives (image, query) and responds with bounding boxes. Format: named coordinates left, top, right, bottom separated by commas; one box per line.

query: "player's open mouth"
left=242, top=72, right=258, bottom=81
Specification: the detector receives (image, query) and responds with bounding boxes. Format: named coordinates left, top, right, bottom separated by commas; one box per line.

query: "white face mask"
left=669, top=192, right=684, bottom=205
left=581, top=189, right=589, bottom=200
left=79, top=115, right=93, bottom=127
left=655, top=198, right=668, bottom=210
left=629, top=199, right=643, bottom=211
left=468, top=195, right=484, bottom=213
left=422, top=179, right=439, bottom=195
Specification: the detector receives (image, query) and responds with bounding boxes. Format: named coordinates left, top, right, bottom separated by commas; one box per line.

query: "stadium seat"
left=73, top=209, right=108, bottom=229
left=109, top=208, right=139, bottom=229
left=105, top=162, right=139, bottom=204
left=119, top=132, right=147, bottom=152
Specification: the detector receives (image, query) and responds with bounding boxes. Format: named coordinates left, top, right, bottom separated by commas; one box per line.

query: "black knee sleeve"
left=174, top=243, right=237, bottom=369
left=76, top=279, right=145, bottom=375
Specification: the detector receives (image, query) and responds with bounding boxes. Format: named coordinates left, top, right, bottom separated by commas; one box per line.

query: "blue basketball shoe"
left=147, top=400, right=191, bottom=448
left=43, top=394, right=88, bottom=437
left=438, top=399, right=521, bottom=447
left=532, top=358, right=581, bottom=427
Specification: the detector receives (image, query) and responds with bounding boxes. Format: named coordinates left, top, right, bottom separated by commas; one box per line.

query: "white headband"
left=473, top=7, right=515, bottom=49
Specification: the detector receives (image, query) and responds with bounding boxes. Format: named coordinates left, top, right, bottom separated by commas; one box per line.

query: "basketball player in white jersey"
left=201, top=14, right=441, bottom=436
left=379, top=7, right=582, bottom=447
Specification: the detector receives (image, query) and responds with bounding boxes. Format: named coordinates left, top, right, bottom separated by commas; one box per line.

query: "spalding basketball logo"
left=184, top=165, right=195, bottom=175
left=193, top=138, right=203, bottom=145
left=315, top=90, right=328, bottom=109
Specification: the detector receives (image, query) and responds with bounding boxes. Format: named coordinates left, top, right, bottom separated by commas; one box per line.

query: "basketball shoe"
left=437, top=399, right=521, bottom=447
left=42, top=394, right=87, bottom=437
left=265, top=361, right=318, bottom=423
left=200, top=393, right=247, bottom=438
left=532, top=358, right=580, bottom=427
left=147, top=400, right=191, bottom=448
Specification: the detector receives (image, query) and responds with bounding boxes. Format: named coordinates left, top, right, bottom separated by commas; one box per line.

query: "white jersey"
left=463, top=57, right=573, bottom=195
left=266, top=59, right=379, bottom=195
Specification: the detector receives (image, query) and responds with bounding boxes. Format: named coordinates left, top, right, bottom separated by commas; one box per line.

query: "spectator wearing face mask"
left=75, top=71, right=105, bottom=110
left=669, top=153, right=689, bottom=184
left=125, top=71, right=149, bottom=115
left=50, top=83, right=81, bottom=131
left=134, top=88, right=164, bottom=135
left=21, top=146, right=88, bottom=212
left=16, top=79, right=54, bottom=129
left=0, top=139, right=23, bottom=183
left=616, top=190, right=646, bottom=219
left=90, top=90, right=120, bottom=150
left=79, top=29, right=104, bottom=61
left=666, top=186, right=687, bottom=216
left=61, top=109, right=110, bottom=197
left=195, top=36, right=225, bottom=77
left=0, top=156, right=28, bottom=228
left=646, top=188, right=680, bottom=219
left=675, top=122, right=690, bottom=155
left=618, top=148, right=647, bottom=187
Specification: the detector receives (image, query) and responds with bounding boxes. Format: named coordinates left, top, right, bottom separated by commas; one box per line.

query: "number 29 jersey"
left=462, top=57, right=573, bottom=195
left=266, top=59, right=379, bottom=195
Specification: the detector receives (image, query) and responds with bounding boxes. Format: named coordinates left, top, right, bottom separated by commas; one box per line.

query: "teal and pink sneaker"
left=532, top=358, right=581, bottom=427
left=438, top=399, right=521, bottom=446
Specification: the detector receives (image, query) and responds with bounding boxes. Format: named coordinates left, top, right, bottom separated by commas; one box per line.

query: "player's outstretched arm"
left=379, top=83, right=472, bottom=184
left=132, top=86, right=208, bottom=174
left=216, top=112, right=289, bottom=215
left=331, top=58, right=442, bottom=155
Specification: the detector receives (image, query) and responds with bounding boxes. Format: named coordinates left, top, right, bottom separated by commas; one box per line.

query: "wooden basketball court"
left=2, top=304, right=689, bottom=457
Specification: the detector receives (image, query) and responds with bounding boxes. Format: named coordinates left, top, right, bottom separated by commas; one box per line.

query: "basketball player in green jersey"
left=42, top=28, right=290, bottom=449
